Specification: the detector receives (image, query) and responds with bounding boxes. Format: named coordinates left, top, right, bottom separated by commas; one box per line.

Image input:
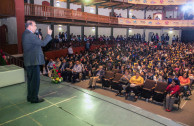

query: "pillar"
left=95, top=26, right=98, bottom=39
left=67, top=0, right=70, bottom=9
left=50, top=0, right=54, bottom=6
left=81, top=26, right=84, bottom=41
left=67, top=24, right=70, bottom=41
left=127, top=8, right=130, bottom=18
left=96, top=5, right=98, bottom=15
left=51, top=23, right=54, bottom=38
left=15, top=0, right=25, bottom=54
left=111, top=27, right=113, bottom=38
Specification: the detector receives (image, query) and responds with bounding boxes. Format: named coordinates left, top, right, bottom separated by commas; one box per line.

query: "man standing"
left=22, top=20, right=52, bottom=103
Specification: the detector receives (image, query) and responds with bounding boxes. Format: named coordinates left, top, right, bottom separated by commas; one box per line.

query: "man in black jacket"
left=22, top=20, right=52, bottom=103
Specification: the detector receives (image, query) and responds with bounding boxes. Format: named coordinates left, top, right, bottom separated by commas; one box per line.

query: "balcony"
left=24, top=4, right=194, bottom=28
left=114, top=0, right=193, bottom=5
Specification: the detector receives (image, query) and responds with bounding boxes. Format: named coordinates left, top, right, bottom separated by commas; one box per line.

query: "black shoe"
left=88, top=85, right=92, bottom=88
left=31, top=98, right=45, bottom=103
left=133, top=97, right=137, bottom=102
left=27, top=98, right=31, bottom=102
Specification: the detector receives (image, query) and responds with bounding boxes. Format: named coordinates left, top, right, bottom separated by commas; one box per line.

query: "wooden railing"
left=24, top=4, right=194, bottom=27
left=24, top=4, right=118, bottom=24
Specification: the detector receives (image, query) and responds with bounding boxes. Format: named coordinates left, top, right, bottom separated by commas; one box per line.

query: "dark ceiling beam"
left=102, top=3, right=123, bottom=8
left=86, top=1, right=108, bottom=6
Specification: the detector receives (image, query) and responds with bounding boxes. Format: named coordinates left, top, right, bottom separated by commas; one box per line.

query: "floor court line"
left=44, top=98, right=93, bottom=126
left=0, top=91, right=57, bottom=112
left=180, top=90, right=194, bottom=109
left=0, top=93, right=43, bottom=126
left=0, top=96, right=76, bottom=126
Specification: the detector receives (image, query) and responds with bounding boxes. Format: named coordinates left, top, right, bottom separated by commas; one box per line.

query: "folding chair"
left=152, top=81, right=167, bottom=103
left=102, top=71, right=114, bottom=88
left=141, top=79, right=156, bottom=99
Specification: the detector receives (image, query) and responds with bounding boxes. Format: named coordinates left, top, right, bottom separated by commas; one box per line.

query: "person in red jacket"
left=165, top=79, right=180, bottom=112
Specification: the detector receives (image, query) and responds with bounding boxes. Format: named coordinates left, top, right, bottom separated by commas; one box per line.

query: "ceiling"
left=59, top=0, right=179, bottom=10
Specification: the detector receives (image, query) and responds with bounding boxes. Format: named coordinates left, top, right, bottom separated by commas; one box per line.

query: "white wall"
left=36, top=23, right=50, bottom=38
left=98, top=8, right=111, bottom=16
left=84, top=27, right=95, bottom=36
left=0, top=17, right=17, bottom=44
left=84, top=6, right=96, bottom=14
left=146, top=10, right=162, bottom=19
left=54, top=25, right=67, bottom=37
left=70, top=3, right=81, bottom=10
left=34, top=0, right=66, bottom=8
left=54, top=0, right=66, bottom=8
left=128, top=29, right=144, bottom=36
left=162, top=29, right=181, bottom=44
left=98, top=27, right=111, bottom=36
left=166, top=10, right=178, bottom=18
left=114, top=9, right=127, bottom=18
left=34, top=0, right=50, bottom=5
left=113, top=28, right=126, bottom=37
left=130, top=10, right=144, bottom=19
left=70, top=26, right=81, bottom=35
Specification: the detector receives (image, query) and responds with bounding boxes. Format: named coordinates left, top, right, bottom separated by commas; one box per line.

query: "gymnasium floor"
left=0, top=76, right=187, bottom=126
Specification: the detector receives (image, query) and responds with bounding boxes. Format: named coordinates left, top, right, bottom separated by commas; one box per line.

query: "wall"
left=84, top=27, right=95, bottom=36
left=131, top=10, right=144, bottom=19
left=70, top=3, right=81, bottom=10
left=146, top=10, right=162, bottom=19
left=114, top=9, right=127, bottom=18
left=145, top=29, right=161, bottom=41
left=113, top=28, right=126, bottom=37
left=128, top=28, right=144, bottom=35
left=84, top=6, right=96, bottom=14
left=166, top=10, right=178, bottom=18
left=0, top=17, right=17, bottom=44
left=70, top=26, right=81, bottom=35
left=98, top=8, right=111, bottom=16
left=54, top=25, right=67, bottom=37
left=98, top=27, right=111, bottom=36
left=36, top=23, right=50, bottom=38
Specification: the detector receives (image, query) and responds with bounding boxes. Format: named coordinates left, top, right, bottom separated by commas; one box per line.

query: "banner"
left=127, top=0, right=194, bottom=5
left=118, top=18, right=194, bottom=27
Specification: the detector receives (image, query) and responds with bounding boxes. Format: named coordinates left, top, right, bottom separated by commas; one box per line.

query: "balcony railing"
left=24, top=4, right=118, bottom=24
left=24, top=4, right=194, bottom=28
left=113, top=0, right=193, bottom=5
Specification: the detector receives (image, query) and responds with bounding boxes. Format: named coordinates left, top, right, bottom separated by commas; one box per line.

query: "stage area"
left=0, top=76, right=187, bottom=126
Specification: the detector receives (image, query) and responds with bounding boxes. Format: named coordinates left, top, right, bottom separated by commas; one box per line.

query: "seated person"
left=59, top=59, right=68, bottom=81
left=178, top=72, right=191, bottom=99
left=47, top=59, right=55, bottom=77
left=125, top=72, right=144, bottom=102
left=66, top=61, right=74, bottom=82
left=88, top=66, right=105, bottom=89
left=117, top=70, right=131, bottom=96
left=72, top=60, right=82, bottom=83
left=165, top=79, right=180, bottom=112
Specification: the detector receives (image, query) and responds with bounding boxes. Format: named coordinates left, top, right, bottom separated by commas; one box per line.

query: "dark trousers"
left=72, top=72, right=79, bottom=83
left=26, top=65, right=40, bottom=101
left=126, top=86, right=142, bottom=96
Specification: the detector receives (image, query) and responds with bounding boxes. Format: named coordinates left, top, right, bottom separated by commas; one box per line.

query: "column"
left=67, top=0, right=70, bottom=9
left=111, top=7, right=114, bottom=16
left=143, top=28, right=146, bottom=41
left=50, top=23, right=54, bottom=38
left=144, top=7, right=147, bottom=19
left=81, top=4, right=84, bottom=12
left=95, top=26, right=98, bottom=39
left=15, top=0, right=25, bottom=54
left=111, top=27, right=113, bottom=38
left=126, top=28, right=129, bottom=39
left=30, top=0, right=34, bottom=4
left=81, top=26, right=84, bottom=41
left=67, top=24, right=70, bottom=41
left=50, top=0, right=54, bottom=6
left=127, top=8, right=130, bottom=18
left=96, top=5, right=98, bottom=15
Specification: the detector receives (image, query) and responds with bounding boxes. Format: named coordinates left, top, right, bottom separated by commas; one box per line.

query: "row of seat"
left=98, top=71, right=181, bottom=109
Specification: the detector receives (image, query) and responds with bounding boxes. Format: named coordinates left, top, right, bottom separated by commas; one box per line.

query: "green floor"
left=0, top=76, right=182, bottom=126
